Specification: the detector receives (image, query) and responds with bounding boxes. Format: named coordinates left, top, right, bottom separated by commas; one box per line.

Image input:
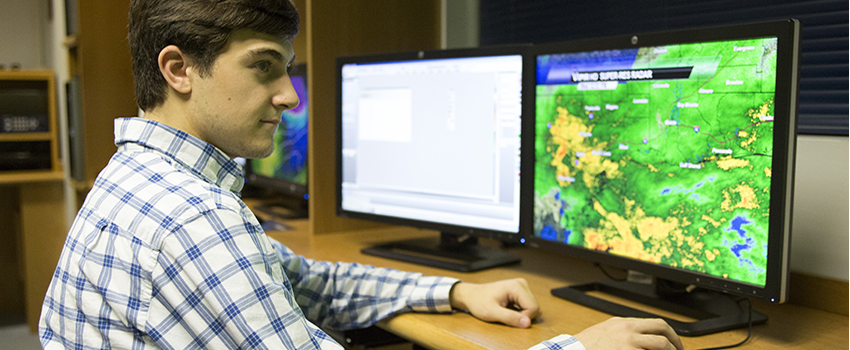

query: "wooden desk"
left=266, top=223, right=848, bottom=350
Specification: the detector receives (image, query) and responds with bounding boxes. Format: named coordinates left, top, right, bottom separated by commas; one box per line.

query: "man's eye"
left=255, top=61, right=271, bottom=72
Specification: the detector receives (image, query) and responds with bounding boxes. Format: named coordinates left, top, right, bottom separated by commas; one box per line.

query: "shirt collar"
left=114, top=117, right=245, bottom=193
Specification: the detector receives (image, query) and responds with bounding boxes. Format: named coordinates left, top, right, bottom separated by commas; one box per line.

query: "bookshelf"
left=0, top=70, right=62, bottom=183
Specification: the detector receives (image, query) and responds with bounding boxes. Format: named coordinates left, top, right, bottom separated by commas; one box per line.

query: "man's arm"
left=274, top=240, right=458, bottom=331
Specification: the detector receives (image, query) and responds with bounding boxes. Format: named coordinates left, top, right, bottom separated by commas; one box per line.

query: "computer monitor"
left=245, top=63, right=309, bottom=219
left=336, top=46, right=530, bottom=272
left=524, top=19, right=800, bottom=335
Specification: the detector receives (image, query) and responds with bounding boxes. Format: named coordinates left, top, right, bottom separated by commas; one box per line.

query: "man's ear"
left=158, top=45, right=192, bottom=94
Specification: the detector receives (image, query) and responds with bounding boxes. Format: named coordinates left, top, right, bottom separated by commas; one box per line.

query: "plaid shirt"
left=38, top=118, right=460, bottom=349
left=39, top=117, right=583, bottom=350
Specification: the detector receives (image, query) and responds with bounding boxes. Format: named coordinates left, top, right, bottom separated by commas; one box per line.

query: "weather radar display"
left=534, top=37, right=778, bottom=287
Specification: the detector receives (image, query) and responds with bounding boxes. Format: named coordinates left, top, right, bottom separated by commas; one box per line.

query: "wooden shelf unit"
left=0, top=70, right=67, bottom=334
left=0, top=69, right=62, bottom=183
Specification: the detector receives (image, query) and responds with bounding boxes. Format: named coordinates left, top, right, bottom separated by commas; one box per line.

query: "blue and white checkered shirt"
left=38, top=117, right=462, bottom=349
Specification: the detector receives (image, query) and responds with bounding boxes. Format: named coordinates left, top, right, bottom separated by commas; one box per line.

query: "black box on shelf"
left=1, top=114, right=49, bottom=133
left=0, top=83, right=49, bottom=116
left=0, top=141, right=51, bottom=171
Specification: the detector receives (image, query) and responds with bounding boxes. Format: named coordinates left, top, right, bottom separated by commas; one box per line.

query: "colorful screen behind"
left=251, top=75, right=308, bottom=186
left=534, top=37, right=778, bottom=287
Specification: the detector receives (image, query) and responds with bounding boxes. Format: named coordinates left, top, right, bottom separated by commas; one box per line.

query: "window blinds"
left=480, top=0, right=848, bottom=135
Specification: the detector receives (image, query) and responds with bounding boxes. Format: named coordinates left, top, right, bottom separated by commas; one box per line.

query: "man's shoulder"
left=89, top=149, right=245, bottom=224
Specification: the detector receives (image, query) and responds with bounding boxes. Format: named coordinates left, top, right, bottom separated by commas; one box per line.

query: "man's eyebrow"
left=246, top=48, right=286, bottom=62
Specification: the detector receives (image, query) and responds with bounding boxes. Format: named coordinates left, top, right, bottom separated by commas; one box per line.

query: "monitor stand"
left=361, top=232, right=520, bottom=272
left=551, top=278, right=767, bottom=336
left=252, top=197, right=308, bottom=220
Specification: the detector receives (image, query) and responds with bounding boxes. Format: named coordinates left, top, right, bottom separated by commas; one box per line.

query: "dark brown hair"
left=129, top=0, right=299, bottom=111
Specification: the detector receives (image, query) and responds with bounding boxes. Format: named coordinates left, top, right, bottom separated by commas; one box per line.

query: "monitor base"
left=252, top=199, right=308, bottom=220
left=362, top=232, right=520, bottom=272
left=551, top=279, right=767, bottom=336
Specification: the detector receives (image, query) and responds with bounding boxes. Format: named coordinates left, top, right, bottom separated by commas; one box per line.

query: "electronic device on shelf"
left=523, top=19, right=800, bottom=335
left=336, top=45, right=530, bottom=272
left=244, top=63, right=309, bottom=219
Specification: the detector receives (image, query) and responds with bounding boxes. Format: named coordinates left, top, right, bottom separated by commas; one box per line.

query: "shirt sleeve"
left=527, top=334, right=586, bottom=350
left=271, top=239, right=459, bottom=331
left=148, top=208, right=343, bottom=349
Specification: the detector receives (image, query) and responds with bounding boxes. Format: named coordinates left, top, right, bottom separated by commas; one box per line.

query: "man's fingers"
left=488, top=307, right=532, bottom=328
left=635, top=319, right=684, bottom=350
left=506, top=279, right=541, bottom=319
left=634, top=334, right=680, bottom=350
left=574, top=317, right=685, bottom=350
left=453, top=279, right=543, bottom=328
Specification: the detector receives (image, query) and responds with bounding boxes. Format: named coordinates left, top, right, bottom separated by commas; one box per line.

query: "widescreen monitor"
left=246, top=63, right=309, bottom=218
left=336, top=46, right=529, bottom=272
left=525, top=19, right=800, bottom=335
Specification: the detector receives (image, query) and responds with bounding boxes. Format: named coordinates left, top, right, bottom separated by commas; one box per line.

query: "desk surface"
left=266, top=220, right=848, bottom=350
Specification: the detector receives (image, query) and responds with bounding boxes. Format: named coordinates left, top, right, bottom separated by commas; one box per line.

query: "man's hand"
left=573, top=317, right=684, bottom=350
left=449, top=278, right=541, bottom=328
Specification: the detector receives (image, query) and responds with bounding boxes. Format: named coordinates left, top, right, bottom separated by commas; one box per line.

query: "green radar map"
left=534, top=37, right=778, bottom=287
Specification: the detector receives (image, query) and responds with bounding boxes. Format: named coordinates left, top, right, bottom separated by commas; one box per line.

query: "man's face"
left=187, top=29, right=298, bottom=159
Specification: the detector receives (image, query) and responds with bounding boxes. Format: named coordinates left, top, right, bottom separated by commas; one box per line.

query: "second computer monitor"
left=245, top=63, right=309, bottom=218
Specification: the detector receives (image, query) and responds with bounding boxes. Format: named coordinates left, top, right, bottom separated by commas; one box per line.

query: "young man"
left=39, top=1, right=683, bottom=349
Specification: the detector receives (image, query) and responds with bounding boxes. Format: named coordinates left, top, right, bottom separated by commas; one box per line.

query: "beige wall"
left=791, top=135, right=849, bottom=280
left=0, top=0, right=48, bottom=69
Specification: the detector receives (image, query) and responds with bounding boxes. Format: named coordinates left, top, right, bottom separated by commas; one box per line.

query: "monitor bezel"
left=245, top=63, right=309, bottom=201
left=522, top=19, right=800, bottom=302
left=335, top=44, right=533, bottom=244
